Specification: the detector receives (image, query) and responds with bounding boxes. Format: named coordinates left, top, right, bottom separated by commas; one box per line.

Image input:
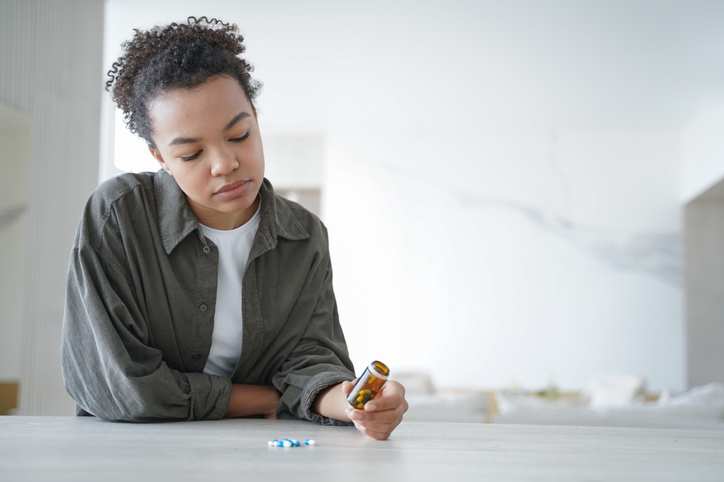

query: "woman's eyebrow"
left=167, top=112, right=250, bottom=146
left=224, top=111, right=250, bottom=131
left=168, top=137, right=201, bottom=146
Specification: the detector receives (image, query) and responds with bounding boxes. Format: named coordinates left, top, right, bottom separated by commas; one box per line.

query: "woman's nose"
left=210, top=147, right=239, bottom=176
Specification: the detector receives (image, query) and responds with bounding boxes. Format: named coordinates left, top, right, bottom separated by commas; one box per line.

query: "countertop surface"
left=1, top=416, right=723, bottom=481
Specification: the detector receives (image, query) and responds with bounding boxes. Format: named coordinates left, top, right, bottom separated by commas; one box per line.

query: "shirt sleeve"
left=271, top=242, right=356, bottom=426
left=61, top=241, right=232, bottom=422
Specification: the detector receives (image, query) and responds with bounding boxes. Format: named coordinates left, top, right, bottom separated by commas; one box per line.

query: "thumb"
left=341, top=379, right=358, bottom=397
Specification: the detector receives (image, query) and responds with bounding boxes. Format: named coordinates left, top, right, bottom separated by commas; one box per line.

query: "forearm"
left=224, top=384, right=280, bottom=418
left=312, top=383, right=352, bottom=422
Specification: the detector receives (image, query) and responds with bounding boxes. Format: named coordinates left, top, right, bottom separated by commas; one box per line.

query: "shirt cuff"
left=186, top=372, right=233, bottom=420
left=301, top=371, right=356, bottom=426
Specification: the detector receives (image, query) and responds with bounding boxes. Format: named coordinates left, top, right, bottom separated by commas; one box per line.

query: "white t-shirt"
left=200, top=201, right=261, bottom=378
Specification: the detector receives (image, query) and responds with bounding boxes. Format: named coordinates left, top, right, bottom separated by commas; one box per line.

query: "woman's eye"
left=181, top=150, right=202, bottom=162
left=230, top=131, right=251, bottom=142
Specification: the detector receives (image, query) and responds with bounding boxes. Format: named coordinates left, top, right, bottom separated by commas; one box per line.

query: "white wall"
left=680, top=103, right=724, bottom=203
left=0, top=103, right=30, bottom=382
left=0, top=0, right=104, bottom=414
left=685, top=180, right=724, bottom=388
left=105, top=0, right=724, bottom=392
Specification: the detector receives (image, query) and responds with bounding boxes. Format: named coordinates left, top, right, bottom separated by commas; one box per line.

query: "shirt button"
left=199, top=304, right=208, bottom=312
left=202, top=246, right=210, bottom=253
left=191, top=354, right=201, bottom=360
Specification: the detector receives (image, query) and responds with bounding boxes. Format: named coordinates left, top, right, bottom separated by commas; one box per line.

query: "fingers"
left=351, top=420, right=393, bottom=440
left=349, top=410, right=402, bottom=440
left=342, top=379, right=408, bottom=440
left=347, top=401, right=407, bottom=426
left=364, top=381, right=406, bottom=412
left=346, top=395, right=407, bottom=440
left=348, top=407, right=398, bottom=424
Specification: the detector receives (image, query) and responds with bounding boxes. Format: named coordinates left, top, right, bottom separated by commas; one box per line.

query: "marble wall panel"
left=325, top=130, right=684, bottom=391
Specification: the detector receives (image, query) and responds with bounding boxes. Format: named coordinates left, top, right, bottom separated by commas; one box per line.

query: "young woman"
left=61, top=17, right=407, bottom=440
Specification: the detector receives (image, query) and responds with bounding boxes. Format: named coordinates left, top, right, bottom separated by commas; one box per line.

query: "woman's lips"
left=214, top=180, right=250, bottom=198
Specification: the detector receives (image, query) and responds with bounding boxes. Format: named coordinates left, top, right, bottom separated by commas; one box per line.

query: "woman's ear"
left=149, top=148, right=172, bottom=176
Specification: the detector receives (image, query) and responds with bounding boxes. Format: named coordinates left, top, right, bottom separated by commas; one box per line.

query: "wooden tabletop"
left=1, top=416, right=723, bottom=481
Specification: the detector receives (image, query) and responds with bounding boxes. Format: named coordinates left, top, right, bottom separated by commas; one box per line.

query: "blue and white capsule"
left=268, top=438, right=313, bottom=447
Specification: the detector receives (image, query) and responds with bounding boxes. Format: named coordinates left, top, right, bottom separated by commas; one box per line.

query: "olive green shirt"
left=61, top=171, right=355, bottom=424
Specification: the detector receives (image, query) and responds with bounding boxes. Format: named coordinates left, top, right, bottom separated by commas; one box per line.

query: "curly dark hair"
left=106, top=16, right=262, bottom=148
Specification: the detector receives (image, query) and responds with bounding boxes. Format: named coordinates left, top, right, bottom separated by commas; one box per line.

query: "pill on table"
left=305, top=439, right=316, bottom=445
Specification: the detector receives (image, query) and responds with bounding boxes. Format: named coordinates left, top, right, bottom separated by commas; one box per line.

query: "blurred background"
left=1, top=0, right=723, bottom=422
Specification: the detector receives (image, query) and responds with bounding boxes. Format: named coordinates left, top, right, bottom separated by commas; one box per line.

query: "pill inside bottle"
left=347, top=360, right=390, bottom=409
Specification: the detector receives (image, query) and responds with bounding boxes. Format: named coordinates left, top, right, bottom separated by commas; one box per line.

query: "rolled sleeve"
left=61, top=243, right=231, bottom=422
left=299, top=372, right=356, bottom=426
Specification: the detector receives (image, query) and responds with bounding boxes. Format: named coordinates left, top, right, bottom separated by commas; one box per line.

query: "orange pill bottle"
left=347, top=360, right=389, bottom=409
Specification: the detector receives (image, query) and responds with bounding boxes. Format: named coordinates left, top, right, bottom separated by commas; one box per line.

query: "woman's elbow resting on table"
left=62, top=365, right=233, bottom=422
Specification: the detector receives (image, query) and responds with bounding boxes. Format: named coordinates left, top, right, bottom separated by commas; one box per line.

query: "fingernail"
left=366, top=403, right=377, bottom=411
left=349, top=411, right=363, bottom=420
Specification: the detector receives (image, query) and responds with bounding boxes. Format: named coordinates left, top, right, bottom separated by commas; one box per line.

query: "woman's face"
left=148, top=75, right=264, bottom=230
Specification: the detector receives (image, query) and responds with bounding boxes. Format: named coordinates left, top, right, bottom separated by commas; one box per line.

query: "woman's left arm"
left=270, top=269, right=357, bottom=424
left=270, top=236, right=407, bottom=434
left=269, top=220, right=357, bottom=425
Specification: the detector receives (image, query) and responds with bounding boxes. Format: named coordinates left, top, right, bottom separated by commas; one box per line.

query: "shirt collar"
left=154, top=170, right=310, bottom=255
